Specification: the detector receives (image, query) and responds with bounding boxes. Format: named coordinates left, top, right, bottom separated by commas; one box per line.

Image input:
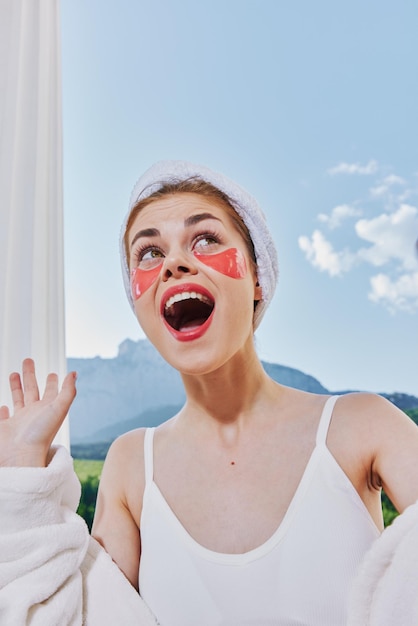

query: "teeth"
left=165, top=291, right=212, bottom=310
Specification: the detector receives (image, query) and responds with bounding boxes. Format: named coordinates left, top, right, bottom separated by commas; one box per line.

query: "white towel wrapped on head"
left=119, top=160, right=279, bottom=330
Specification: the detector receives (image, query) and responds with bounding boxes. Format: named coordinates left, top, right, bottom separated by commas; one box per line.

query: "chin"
left=162, top=346, right=223, bottom=377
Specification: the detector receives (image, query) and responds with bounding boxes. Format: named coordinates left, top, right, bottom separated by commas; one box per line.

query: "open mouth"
left=163, top=290, right=215, bottom=332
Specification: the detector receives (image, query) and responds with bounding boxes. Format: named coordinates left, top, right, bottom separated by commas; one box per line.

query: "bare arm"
left=371, top=394, right=418, bottom=513
left=327, top=392, right=418, bottom=527
left=92, top=430, right=145, bottom=590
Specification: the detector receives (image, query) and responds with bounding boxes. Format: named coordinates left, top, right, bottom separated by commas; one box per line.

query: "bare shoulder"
left=330, top=391, right=417, bottom=456
left=105, top=427, right=146, bottom=462
left=336, top=390, right=395, bottom=411
left=103, top=427, right=146, bottom=477
left=334, top=391, right=415, bottom=434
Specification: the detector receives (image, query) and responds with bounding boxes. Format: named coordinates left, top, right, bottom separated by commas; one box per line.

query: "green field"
left=73, top=458, right=104, bottom=482
left=73, top=459, right=103, bottom=530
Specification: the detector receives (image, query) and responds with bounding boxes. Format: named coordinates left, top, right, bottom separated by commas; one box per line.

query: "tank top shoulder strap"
left=315, top=395, right=340, bottom=445
left=143, top=427, right=156, bottom=484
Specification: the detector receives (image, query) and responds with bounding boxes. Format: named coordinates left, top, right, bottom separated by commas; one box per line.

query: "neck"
left=180, top=341, right=274, bottom=427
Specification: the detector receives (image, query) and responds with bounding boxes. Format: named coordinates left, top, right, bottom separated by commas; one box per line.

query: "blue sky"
left=61, top=0, right=418, bottom=396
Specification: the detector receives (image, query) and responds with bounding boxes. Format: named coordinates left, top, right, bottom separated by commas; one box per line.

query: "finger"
left=44, top=372, right=77, bottom=433
left=9, top=372, right=25, bottom=411
left=42, top=371, right=76, bottom=404
left=60, top=371, right=77, bottom=404
left=0, top=405, right=10, bottom=420
left=41, top=372, right=59, bottom=404
left=22, top=358, right=40, bottom=404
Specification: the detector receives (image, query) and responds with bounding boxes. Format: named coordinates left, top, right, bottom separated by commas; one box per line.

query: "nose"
left=161, top=248, right=198, bottom=282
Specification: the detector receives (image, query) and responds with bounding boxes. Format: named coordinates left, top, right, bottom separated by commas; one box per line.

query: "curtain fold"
left=0, top=0, right=69, bottom=446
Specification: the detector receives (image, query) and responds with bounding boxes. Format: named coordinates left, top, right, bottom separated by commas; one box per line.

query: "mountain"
left=68, top=339, right=184, bottom=442
left=68, top=338, right=418, bottom=444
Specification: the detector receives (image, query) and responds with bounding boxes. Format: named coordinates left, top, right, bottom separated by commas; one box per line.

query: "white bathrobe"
left=0, top=446, right=417, bottom=626
left=0, top=446, right=157, bottom=626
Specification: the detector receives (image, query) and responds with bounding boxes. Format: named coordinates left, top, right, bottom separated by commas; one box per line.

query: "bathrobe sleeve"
left=0, top=446, right=158, bottom=626
left=348, top=499, right=418, bottom=626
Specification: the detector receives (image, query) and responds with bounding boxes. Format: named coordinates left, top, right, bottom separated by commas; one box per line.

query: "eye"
left=134, top=245, right=165, bottom=270
left=193, top=233, right=221, bottom=253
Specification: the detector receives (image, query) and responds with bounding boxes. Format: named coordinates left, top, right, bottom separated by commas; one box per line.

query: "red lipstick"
left=161, top=283, right=215, bottom=342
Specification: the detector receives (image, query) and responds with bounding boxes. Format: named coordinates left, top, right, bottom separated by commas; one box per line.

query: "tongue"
left=178, top=318, right=207, bottom=331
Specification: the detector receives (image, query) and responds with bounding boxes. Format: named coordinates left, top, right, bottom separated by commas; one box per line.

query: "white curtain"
left=0, top=0, right=69, bottom=446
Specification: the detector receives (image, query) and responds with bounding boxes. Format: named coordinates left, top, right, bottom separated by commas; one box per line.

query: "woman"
left=1, top=160, right=418, bottom=625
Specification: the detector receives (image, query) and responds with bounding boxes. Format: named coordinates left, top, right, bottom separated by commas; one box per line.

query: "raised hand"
left=0, top=358, right=77, bottom=467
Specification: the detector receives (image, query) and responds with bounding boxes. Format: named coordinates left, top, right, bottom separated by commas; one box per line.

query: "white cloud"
left=370, top=174, right=406, bottom=197
left=301, top=164, right=418, bottom=313
left=355, top=204, right=418, bottom=271
left=298, top=230, right=356, bottom=276
left=383, top=174, right=406, bottom=186
left=318, top=204, right=362, bottom=229
left=397, top=189, right=413, bottom=203
left=369, top=185, right=387, bottom=197
left=369, top=272, right=418, bottom=313
left=327, top=159, right=378, bottom=176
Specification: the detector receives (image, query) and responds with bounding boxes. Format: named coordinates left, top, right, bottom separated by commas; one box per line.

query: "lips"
left=161, top=283, right=215, bottom=341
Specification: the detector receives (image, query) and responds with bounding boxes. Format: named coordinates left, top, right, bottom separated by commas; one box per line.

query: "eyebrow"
left=184, top=212, right=222, bottom=228
left=130, top=213, right=222, bottom=250
left=130, top=228, right=160, bottom=250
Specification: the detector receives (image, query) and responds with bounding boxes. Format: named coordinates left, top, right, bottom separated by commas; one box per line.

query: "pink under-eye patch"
left=130, top=247, right=247, bottom=301
left=194, top=247, right=247, bottom=279
left=131, top=264, right=162, bottom=300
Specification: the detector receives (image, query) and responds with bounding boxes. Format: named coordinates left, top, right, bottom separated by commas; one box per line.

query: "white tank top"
left=139, top=396, right=380, bottom=626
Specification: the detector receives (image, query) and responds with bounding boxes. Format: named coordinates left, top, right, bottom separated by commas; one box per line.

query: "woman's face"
left=126, top=192, right=262, bottom=375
